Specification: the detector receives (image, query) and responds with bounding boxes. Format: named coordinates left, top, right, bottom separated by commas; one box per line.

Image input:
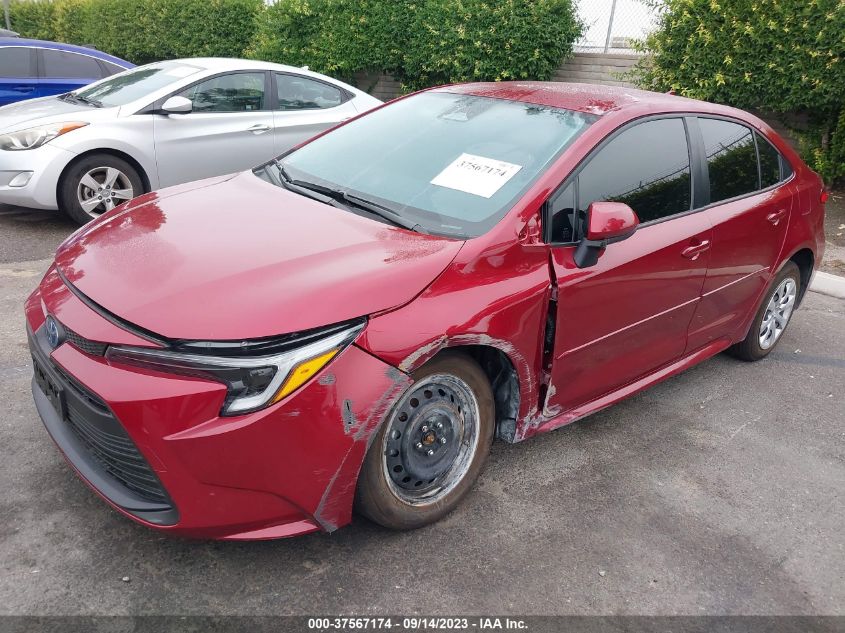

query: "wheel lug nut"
left=440, top=437, right=447, bottom=444
left=421, top=425, right=428, bottom=432
left=426, top=449, right=434, bottom=456
left=415, top=442, right=423, bottom=450
left=435, top=422, right=443, bottom=429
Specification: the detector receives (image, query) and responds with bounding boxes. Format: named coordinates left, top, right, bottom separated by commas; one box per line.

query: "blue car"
left=0, top=38, right=134, bottom=106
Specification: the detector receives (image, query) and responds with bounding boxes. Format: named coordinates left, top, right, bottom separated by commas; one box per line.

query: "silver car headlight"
left=0, top=121, right=88, bottom=151
left=105, top=321, right=364, bottom=415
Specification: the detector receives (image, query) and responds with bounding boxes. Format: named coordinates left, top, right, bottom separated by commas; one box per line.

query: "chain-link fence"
left=575, top=0, right=659, bottom=53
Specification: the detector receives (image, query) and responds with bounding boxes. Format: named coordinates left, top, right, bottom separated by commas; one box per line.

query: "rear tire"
left=58, top=154, right=144, bottom=225
left=729, top=261, right=801, bottom=362
left=355, top=352, right=495, bottom=530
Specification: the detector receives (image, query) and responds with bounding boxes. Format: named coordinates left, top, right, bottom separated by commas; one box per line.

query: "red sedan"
left=26, top=83, right=826, bottom=539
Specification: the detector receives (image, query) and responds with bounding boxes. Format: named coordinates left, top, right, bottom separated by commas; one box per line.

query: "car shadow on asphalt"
left=0, top=204, right=78, bottom=264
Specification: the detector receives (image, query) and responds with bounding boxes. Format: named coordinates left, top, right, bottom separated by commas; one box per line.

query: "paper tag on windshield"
left=430, top=153, right=522, bottom=198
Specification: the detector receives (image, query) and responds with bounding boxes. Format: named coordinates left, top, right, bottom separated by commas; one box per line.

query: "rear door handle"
left=246, top=124, right=271, bottom=134
left=766, top=209, right=788, bottom=225
left=681, top=240, right=711, bottom=260
left=13, top=86, right=35, bottom=93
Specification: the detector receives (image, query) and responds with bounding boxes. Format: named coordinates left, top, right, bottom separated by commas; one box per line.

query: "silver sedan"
left=0, top=58, right=382, bottom=224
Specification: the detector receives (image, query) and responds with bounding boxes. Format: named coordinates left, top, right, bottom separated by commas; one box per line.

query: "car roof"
left=162, top=58, right=369, bottom=94
left=436, top=81, right=750, bottom=121
left=0, top=37, right=133, bottom=66
left=168, top=57, right=326, bottom=74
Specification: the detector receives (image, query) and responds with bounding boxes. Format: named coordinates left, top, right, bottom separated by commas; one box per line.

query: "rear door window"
left=276, top=74, right=345, bottom=110
left=576, top=117, right=692, bottom=224
left=699, top=118, right=759, bottom=203
left=42, top=49, right=103, bottom=78
left=0, top=47, right=34, bottom=78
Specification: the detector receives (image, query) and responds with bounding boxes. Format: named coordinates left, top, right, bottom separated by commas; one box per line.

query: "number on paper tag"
left=430, top=153, right=522, bottom=198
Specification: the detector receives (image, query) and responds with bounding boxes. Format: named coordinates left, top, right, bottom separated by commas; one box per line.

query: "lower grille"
left=65, top=400, right=170, bottom=505
left=52, top=362, right=108, bottom=413
left=30, top=321, right=177, bottom=525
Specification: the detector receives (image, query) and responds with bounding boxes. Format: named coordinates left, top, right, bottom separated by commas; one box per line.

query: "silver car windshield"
left=278, top=92, right=596, bottom=237
left=74, top=62, right=202, bottom=107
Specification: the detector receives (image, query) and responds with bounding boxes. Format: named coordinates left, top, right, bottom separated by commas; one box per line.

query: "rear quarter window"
left=100, top=60, right=128, bottom=77
left=756, top=131, right=785, bottom=188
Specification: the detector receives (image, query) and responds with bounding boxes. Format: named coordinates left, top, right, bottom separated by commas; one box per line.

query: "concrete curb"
left=810, top=271, right=845, bottom=300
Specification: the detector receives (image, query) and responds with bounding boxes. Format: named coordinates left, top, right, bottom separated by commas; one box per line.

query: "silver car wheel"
left=382, top=374, right=481, bottom=506
left=759, top=277, right=797, bottom=350
left=77, top=167, right=134, bottom=218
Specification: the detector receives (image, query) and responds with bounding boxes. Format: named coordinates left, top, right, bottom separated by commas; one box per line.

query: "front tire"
left=58, top=154, right=144, bottom=225
left=355, top=352, right=495, bottom=530
left=729, top=261, right=801, bottom=361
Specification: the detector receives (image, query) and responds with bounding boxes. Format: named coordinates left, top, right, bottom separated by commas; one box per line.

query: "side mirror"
left=574, top=201, right=639, bottom=269
left=160, top=95, right=193, bottom=114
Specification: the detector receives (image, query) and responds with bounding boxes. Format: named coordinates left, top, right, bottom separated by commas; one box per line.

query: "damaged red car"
left=26, top=83, right=826, bottom=539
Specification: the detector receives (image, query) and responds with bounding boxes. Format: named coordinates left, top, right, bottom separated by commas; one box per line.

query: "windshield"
left=74, top=61, right=202, bottom=107
left=273, top=91, right=595, bottom=237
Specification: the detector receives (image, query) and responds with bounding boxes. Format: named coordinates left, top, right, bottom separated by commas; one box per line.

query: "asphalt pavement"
left=0, top=204, right=842, bottom=616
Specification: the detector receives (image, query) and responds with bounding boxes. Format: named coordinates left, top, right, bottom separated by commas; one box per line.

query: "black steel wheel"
left=356, top=351, right=494, bottom=529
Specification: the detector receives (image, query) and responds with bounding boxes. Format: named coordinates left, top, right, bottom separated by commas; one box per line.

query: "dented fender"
left=358, top=236, right=553, bottom=443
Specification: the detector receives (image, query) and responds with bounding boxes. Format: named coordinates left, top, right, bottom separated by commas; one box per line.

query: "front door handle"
left=766, top=209, right=788, bottom=226
left=246, top=124, right=271, bottom=134
left=13, top=86, right=35, bottom=93
left=681, top=240, right=711, bottom=260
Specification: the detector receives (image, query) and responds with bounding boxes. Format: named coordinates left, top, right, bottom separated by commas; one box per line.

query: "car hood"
left=55, top=172, right=464, bottom=341
left=0, top=96, right=114, bottom=131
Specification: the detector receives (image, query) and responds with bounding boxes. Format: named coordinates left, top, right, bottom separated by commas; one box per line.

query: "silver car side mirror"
left=161, top=96, right=193, bottom=114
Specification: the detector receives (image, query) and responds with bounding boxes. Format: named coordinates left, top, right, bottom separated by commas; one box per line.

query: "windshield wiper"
left=340, top=191, right=421, bottom=232
left=268, top=158, right=342, bottom=207
left=270, top=159, right=419, bottom=232
left=74, top=94, right=103, bottom=108
left=59, top=92, right=103, bottom=108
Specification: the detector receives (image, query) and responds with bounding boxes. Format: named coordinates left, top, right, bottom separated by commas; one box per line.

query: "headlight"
left=0, top=121, right=88, bottom=151
left=105, top=322, right=364, bottom=415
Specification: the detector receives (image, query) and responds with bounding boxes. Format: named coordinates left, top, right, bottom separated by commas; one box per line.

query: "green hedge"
left=248, top=0, right=403, bottom=79
left=11, top=0, right=582, bottom=101
left=249, top=0, right=583, bottom=91
left=634, top=0, right=845, bottom=184
left=8, top=0, right=57, bottom=41
left=10, top=0, right=263, bottom=65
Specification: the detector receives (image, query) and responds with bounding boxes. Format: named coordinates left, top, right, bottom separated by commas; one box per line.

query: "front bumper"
left=26, top=266, right=411, bottom=539
left=0, top=143, right=75, bottom=210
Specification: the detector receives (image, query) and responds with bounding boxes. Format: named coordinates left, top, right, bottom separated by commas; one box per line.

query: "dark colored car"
left=26, top=83, right=826, bottom=539
left=0, top=38, right=133, bottom=105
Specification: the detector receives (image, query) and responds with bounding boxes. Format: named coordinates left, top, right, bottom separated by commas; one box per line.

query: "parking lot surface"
left=0, top=204, right=843, bottom=616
